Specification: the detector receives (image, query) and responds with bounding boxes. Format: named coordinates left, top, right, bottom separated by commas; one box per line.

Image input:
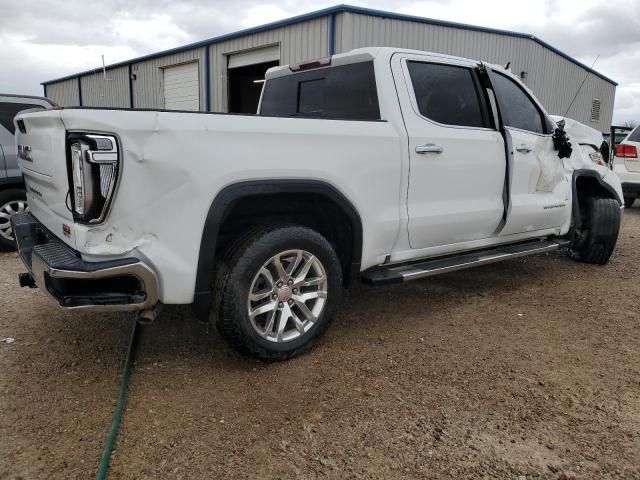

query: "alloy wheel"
left=247, top=249, right=328, bottom=343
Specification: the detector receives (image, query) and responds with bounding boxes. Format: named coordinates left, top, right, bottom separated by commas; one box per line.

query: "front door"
left=392, top=54, right=506, bottom=250
left=485, top=68, right=571, bottom=236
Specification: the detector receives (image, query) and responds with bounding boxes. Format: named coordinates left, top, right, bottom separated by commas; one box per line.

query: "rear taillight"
left=67, top=133, right=119, bottom=224
left=615, top=143, right=637, bottom=158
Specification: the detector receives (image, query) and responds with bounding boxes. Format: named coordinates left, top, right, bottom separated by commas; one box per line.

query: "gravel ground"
left=1, top=208, right=639, bottom=480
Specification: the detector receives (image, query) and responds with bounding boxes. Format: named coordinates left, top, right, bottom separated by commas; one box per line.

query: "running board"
left=362, top=238, right=571, bottom=285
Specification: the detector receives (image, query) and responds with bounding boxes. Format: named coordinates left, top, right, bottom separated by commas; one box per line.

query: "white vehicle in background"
left=611, top=125, right=640, bottom=208
left=11, top=47, right=624, bottom=360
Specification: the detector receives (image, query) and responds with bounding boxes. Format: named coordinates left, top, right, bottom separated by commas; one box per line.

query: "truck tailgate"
left=15, top=109, right=76, bottom=248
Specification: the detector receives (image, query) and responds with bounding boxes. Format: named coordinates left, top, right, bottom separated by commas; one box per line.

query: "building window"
left=590, top=99, right=601, bottom=123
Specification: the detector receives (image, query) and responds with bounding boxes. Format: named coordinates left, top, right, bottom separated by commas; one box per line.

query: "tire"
left=217, top=226, right=343, bottom=361
left=0, top=188, right=28, bottom=251
left=624, top=196, right=635, bottom=208
left=569, top=196, right=621, bottom=265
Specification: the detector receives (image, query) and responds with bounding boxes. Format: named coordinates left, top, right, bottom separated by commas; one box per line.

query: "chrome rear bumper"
left=11, top=212, right=158, bottom=311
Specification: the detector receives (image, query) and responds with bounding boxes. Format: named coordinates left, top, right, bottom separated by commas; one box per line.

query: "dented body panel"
left=14, top=47, right=623, bottom=307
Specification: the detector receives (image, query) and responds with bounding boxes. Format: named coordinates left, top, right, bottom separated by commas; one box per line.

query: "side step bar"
left=362, top=238, right=571, bottom=285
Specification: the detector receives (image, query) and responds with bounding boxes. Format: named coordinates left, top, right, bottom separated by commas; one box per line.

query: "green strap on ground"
left=96, top=320, right=140, bottom=480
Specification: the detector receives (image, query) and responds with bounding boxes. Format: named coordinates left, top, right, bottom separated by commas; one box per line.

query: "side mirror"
left=600, top=140, right=610, bottom=164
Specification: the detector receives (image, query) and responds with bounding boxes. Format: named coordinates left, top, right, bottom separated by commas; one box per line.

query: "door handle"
left=516, top=144, right=532, bottom=153
left=415, top=144, right=443, bottom=154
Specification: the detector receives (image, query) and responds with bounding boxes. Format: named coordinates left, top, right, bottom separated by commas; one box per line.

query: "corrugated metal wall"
left=131, top=47, right=207, bottom=110
left=335, top=12, right=615, bottom=131
left=43, top=11, right=615, bottom=130
left=208, top=16, right=328, bottom=112
left=80, top=66, right=130, bottom=108
left=46, top=78, right=79, bottom=106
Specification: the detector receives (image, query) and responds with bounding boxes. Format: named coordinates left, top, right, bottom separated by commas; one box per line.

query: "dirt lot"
left=1, top=209, right=639, bottom=480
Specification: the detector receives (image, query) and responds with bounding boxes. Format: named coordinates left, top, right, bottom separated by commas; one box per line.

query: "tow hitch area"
left=18, top=272, right=37, bottom=288
left=11, top=212, right=159, bottom=311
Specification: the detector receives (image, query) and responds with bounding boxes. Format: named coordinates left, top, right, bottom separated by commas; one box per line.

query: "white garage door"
left=228, top=44, right=280, bottom=69
left=163, top=62, right=199, bottom=111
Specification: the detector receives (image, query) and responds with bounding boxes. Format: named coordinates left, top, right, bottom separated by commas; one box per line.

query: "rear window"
left=627, top=126, right=640, bottom=142
left=406, top=61, right=486, bottom=128
left=260, top=61, right=380, bottom=120
left=0, top=102, right=45, bottom=135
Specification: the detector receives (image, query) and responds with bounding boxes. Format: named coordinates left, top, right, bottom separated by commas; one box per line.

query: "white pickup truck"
left=12, top=47, right=623, bottom=360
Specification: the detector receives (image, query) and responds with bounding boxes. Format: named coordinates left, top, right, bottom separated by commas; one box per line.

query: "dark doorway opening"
left=228, top=60, right=279, bottom=114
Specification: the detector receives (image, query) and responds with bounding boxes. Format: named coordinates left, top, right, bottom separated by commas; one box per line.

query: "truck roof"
left=265, top=46, right=511, bottom=80
left=0, top=93, right=57, bottom=106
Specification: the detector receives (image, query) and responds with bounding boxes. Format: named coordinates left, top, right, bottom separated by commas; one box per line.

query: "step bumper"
left=11, top=212, right=158, bottom=311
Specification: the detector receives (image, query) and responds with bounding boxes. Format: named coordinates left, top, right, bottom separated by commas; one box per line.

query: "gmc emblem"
left=17, top=144, right=32, bottom=162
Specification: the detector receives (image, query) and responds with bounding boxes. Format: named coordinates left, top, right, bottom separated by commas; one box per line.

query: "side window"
left=490, top=73, right=545, bottom=134
left=627, top=126, right=640, bottom=142
left=0, top=102, right=45, bottom=135
left=406, top=62, right=485, bottom=128
left=260, top=61, right=380, bottom=120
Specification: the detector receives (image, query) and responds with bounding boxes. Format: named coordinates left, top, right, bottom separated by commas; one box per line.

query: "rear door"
left=485, top=68, right=571, bottom=236
left=0, top=118, right=9, bottom=179
left=392, top=54, right=506, bottom=249
left=620, top=127, right=640, bottom=172
left=0, top=101, right=47, bottom=179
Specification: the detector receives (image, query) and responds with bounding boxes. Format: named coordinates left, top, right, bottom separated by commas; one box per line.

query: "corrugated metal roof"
left=41, top=4, right=617, bottom=86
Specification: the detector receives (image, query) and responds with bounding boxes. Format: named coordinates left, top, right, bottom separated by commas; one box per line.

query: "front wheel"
left=217, top=226, right=343, bottom=361
left=568, top=196, right=621, bottom=265
left=0, top=188, right=28, bottom=251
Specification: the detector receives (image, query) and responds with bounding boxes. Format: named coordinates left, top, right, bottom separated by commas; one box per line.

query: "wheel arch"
left=571, top=169, right=621, bottom=231
left=0, top=177, right=25, bottom=189
left=192, top=180, right=363, bottom=321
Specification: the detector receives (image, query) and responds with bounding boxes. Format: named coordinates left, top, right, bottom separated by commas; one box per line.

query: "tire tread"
left=571, top=196, right=620, bottom=265
left=216, top=226, right=342, bottom=361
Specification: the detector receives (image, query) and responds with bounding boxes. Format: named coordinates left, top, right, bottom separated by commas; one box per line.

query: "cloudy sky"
left=1, top=0, right=638, bottom=123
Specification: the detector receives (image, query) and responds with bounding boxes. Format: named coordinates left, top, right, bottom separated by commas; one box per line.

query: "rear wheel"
left=0, top=188, right=28, bottom=251
left=568, top=196, right=621, bottom=265
left=624, top=196, right=635, bottom=208
left=217, top=226, right=342, bottom=361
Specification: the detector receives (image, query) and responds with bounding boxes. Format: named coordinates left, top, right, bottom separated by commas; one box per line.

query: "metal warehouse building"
left=43, top=4, right=617, bottom=131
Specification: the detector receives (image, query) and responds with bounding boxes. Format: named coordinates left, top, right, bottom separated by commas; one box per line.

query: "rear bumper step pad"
left=11, top=212, right=159, bottom=311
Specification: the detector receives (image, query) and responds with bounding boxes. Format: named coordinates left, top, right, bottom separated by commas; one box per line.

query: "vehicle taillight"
left=615, top=143, right=637, bottom=158
left=67, top=133, right=120, bottom=224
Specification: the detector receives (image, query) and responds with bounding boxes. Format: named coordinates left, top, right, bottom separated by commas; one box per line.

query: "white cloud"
left=0, top=0, right=638, bottom=122
left=241, top=4, right=291, bottom=27
left=110, top=14, right=192, bottom=51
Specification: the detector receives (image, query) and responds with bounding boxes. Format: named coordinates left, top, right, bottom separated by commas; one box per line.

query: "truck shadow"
left=132, top=250, right=571, bottom=371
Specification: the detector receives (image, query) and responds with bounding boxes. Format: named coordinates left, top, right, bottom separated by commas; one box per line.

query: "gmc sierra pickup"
left=12, top=47, right=623, bottom=360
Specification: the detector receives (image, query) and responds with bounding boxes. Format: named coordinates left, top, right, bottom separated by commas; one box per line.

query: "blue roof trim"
left=41, top=4, right=617, bottom=86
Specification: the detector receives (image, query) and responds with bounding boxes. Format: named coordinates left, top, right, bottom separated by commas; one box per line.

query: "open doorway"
left=228, top=60, right=279, bottom=114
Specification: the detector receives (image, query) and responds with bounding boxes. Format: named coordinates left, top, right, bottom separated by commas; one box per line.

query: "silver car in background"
left=0, top=94, right=57, bottom=250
